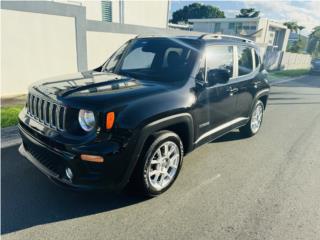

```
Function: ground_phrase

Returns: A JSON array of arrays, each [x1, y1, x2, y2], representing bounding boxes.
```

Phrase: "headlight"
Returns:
[[78, 109, 95, 132]]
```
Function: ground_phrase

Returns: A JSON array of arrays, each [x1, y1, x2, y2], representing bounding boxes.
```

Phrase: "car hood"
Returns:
[[31, 71, 172, 110]]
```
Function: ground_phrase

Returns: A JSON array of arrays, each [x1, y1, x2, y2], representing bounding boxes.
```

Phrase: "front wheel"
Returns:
[[240, 100, 264, 137], [132, 131, 184, 197]]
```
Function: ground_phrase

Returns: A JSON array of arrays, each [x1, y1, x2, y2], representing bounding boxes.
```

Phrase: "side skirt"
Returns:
[[194, 117, 249, 148]]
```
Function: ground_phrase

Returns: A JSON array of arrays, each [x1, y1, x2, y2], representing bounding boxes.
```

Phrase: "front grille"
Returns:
[[27, 94, 66, 131]]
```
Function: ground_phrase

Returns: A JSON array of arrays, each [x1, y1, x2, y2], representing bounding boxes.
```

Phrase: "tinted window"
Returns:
[[238, 46, 253, 76], [115, 38, 200, 82], [206, 45, 234, 78]]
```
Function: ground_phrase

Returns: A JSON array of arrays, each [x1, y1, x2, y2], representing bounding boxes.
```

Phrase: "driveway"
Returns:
[[2, 74, 320, 240]]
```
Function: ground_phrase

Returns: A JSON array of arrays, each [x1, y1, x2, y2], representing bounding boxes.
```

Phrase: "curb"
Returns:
[[1, 125, 21, 149]]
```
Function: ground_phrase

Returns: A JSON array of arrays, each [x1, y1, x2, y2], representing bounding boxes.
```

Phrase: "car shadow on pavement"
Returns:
[[1, 145, 148, 234], [211, 130, 245, 143]]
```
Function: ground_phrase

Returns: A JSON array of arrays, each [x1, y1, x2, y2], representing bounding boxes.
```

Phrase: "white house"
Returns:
[[190, 17, 290, 56]]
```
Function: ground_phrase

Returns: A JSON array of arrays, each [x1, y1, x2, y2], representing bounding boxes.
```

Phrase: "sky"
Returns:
[[169, 0, 320, 35]]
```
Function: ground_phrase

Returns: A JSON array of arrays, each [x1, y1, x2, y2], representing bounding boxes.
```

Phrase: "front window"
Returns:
[[206, 45, 234, 78], [103, 38, 201, 83]]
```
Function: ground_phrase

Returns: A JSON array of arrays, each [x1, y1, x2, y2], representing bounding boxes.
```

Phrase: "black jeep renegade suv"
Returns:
[[18, 34, 270, 196]]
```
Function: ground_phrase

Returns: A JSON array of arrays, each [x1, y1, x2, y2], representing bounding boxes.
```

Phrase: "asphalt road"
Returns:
[[2, 75, 320, 240]]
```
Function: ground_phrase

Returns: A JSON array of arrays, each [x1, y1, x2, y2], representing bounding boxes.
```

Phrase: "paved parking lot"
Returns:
[[1, 75, 320, 240]]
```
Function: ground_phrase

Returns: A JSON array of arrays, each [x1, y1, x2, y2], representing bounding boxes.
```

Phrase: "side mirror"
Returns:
[[207, 69, 230, 86]]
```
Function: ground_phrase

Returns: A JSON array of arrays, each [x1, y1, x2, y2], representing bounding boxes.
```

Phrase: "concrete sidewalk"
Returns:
[[1, 126, 21, 148], [1, 94, 27, 107]]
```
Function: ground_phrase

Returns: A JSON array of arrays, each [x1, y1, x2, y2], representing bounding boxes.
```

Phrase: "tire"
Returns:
[[240, 100, 264, 137], [132, 130, 184, 197]]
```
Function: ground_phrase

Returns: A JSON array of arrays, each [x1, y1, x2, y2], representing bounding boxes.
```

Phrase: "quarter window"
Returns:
[[254, 50, 260, 68], [238, 46, 253, 76]]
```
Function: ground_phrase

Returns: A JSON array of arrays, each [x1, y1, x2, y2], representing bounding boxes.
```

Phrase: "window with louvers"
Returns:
[[102, 1, 112, 22]]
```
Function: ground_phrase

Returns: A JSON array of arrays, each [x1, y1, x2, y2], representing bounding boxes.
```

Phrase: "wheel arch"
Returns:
[[251, 88, 270, 113], [121, 113, 194, 187], [140, 113, 194, 155]]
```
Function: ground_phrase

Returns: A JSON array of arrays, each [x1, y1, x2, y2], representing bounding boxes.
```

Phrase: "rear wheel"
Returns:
[[240, 100, 264, 137], [132, 131, 183, 197]]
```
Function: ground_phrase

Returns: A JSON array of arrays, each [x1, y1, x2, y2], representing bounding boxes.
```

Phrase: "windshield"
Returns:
[[103, 38, 201, 83]]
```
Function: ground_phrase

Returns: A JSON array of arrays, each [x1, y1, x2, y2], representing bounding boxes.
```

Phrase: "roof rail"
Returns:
[[135, 34, 158, 39], [198, 34, 254, 44]]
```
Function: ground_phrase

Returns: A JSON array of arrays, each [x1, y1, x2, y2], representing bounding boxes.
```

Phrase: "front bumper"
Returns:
[[18, 120, 137, 191]]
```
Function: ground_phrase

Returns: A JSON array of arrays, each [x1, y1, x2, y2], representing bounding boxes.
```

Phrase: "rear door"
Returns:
[[232, 45, 257, 118]]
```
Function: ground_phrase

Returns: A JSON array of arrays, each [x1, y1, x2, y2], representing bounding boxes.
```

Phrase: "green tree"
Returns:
[[307, 26, 320, 58], [170, 3, 225, 24], [236, 8, 260, 18], [297, 25, 305, 40], [284, 21, 299, 33]]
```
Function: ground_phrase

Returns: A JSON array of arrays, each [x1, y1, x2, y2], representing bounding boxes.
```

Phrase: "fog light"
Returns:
[[80, 154, 104, 163], [65, 167, 73, 180]]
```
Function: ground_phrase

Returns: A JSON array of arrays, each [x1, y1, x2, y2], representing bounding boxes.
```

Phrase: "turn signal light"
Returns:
[[106, 112, 115, 129], [80, 154, 104, 163]]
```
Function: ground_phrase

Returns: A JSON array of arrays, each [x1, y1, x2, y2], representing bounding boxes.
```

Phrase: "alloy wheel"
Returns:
[[147, 141, 180, 191], [251, 104, 263, 133]]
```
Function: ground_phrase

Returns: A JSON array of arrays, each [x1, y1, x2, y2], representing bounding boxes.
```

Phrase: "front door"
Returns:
[[194, 45, 238, 145]]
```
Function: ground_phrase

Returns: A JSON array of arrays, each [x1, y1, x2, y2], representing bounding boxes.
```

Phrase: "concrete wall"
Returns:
[[122, 0, 169, 28], [280, 52, 312, 70], [1, 9, 78, 96], [80, 1, 102, 21]]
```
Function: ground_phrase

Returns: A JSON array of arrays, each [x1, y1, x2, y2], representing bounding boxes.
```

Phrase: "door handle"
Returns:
[[253, 81, 261, 88], [227, 87, 239, 95]]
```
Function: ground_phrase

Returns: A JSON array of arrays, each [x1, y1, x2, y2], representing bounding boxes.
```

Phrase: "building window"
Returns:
[[214, 23, 221, 33], [102, 1, 112, 22], [229, 23, 235, 29], [250, 26, 257, 30], [235, 23, 243, 33]]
